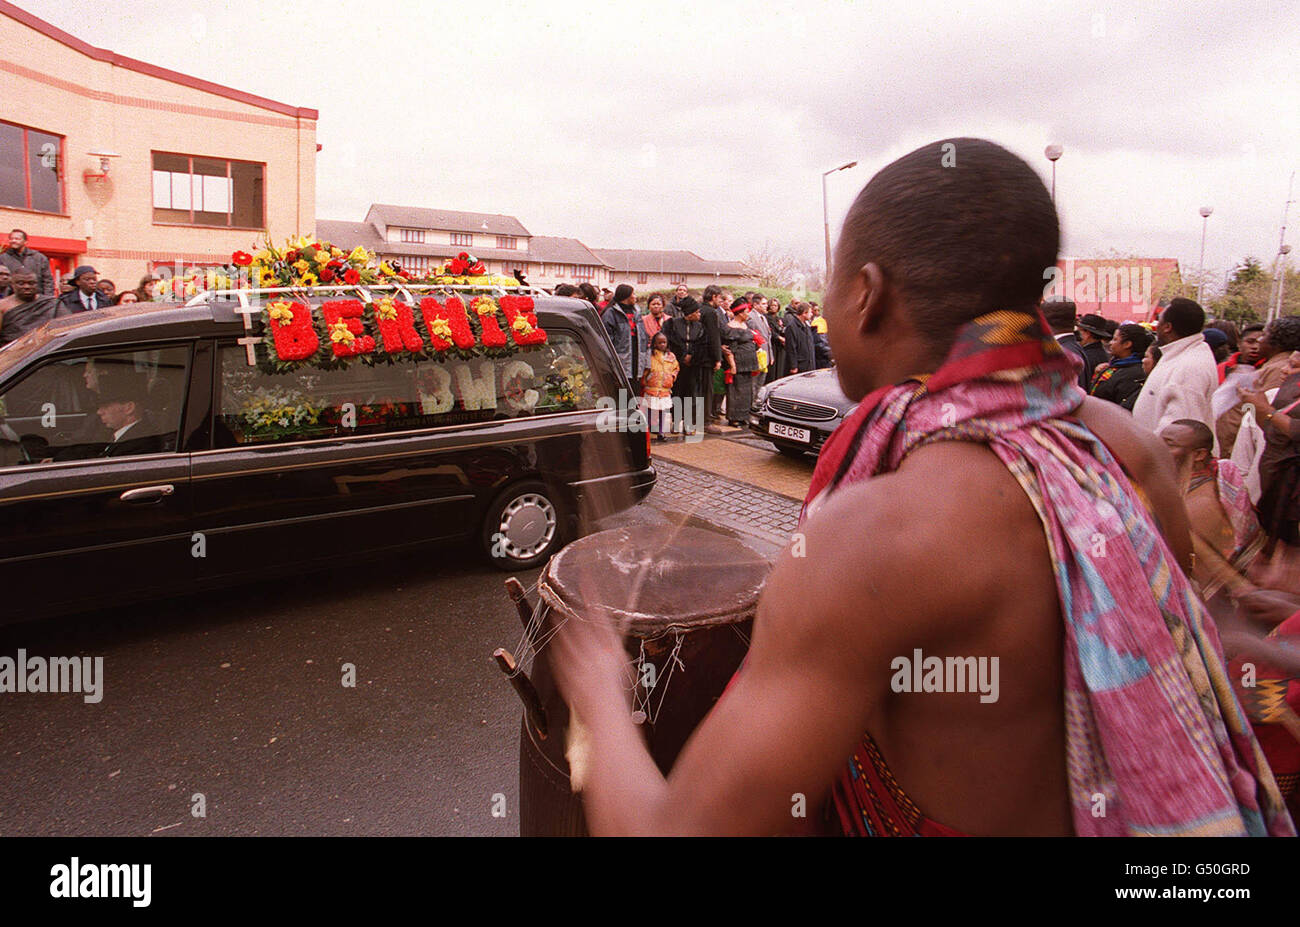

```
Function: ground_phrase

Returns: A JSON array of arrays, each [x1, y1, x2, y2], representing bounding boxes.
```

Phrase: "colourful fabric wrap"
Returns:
[[1215, 459, 1263, 557], [805, 309, 1294, 837], [1229, 610, 1300, 799]]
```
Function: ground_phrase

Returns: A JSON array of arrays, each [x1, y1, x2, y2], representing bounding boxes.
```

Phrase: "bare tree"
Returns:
[[742, 241, 800, 288]]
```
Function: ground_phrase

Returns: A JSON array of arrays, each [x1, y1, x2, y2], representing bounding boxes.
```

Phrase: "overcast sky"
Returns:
[[23, 0, 1300, 284]]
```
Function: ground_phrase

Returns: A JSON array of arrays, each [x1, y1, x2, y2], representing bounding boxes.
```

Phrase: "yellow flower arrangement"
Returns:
[[267, 301, 296, 326], [428, 317, 453, 340], [328, 319, 355, 346], [512, 316, 534, 335], [375, 297, 398, 321]]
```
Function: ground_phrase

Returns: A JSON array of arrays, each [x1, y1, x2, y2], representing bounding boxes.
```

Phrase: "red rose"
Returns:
[[286, 250, 300, 263], [457, 252, 469, 261], [319, 268, 335, 282], [343, 268, 360, 284], [312, 242, 323, 251], [468, 261, 486, 276], [448, 259, 468, 275], [231, 250, 253, 267]]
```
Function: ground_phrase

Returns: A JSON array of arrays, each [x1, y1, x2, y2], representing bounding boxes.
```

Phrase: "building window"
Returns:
[[669, 273, 686, 284], [400, 255, 430, 274], [0, 121, 64, 214], [450, 232, 473, 246], [151, 152, 264, 228], [637, 273, 648, 285], [496, 236, 518, 250], [572, 265, 595, 281], [399, 228, 426, 243]]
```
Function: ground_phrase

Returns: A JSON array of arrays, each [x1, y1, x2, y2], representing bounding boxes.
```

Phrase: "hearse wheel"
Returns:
[[482, 480, 566, 570]]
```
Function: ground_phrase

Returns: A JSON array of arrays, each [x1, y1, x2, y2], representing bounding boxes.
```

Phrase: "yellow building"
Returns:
[[0, 1, 316, 292]]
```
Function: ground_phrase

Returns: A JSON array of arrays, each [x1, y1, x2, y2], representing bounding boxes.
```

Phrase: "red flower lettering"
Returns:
[[320, 299, 376, 358], [470, 297, 508, 349], [418, 296, 477, 352], [499, 295, 548, 347], [373, 299, 424, 354], [266, 300, 319, 361]]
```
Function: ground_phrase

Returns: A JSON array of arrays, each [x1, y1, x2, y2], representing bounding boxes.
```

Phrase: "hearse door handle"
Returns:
[[119, 484, 175, 504]]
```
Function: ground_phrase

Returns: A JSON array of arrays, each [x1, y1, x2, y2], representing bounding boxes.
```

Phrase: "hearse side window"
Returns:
[[0, 346, 191, 468], [215, 331, 599, 447]]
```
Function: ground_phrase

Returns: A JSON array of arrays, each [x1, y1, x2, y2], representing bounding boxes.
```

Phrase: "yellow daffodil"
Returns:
[[268, 301, 295, 326], [329, 320, 355, 345]]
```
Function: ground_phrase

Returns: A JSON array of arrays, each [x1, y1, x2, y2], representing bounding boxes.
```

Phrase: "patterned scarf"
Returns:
[[805, 309, 1294, 836]]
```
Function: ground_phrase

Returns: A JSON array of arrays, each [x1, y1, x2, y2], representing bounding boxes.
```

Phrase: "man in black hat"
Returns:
[[95, 371, 163, 457], [1075, 312, 1111, 389], [58, 265, 105, 314]]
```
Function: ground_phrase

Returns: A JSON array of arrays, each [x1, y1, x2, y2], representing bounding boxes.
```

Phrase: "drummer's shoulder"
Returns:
[[770, 445, 1026, 648]]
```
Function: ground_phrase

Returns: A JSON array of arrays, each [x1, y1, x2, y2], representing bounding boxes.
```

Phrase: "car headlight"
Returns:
[[756, 384, 774, 408]]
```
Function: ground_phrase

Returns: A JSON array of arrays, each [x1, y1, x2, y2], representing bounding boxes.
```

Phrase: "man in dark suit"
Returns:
[[95, 372, 164, 457], [1041, 300, 1089, 390], [1076, 313, 1112, 389], [58, 265, 106, 314]]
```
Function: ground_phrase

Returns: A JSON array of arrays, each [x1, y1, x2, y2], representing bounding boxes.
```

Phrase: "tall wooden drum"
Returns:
[[512, 525, 769, 837]]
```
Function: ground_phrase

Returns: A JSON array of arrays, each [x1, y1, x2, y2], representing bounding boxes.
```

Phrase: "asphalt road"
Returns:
[[0, 483, 784, 837]]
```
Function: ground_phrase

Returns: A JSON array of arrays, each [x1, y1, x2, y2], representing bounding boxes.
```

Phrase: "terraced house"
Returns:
[[318, 205, 748, 292]]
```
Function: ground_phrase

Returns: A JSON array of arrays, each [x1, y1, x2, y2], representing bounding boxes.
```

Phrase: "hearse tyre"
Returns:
[[481, 479, 567, 570]]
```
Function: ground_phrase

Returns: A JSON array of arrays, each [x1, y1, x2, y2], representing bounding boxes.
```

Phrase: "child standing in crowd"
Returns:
[[641, 332, 679, 441]]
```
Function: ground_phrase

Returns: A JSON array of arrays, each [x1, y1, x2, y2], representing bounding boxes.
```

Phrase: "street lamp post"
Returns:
[[1044, 144, 1063, 203], [822, 160, 858, 279], [1276, 244, 1293, 322], [1198, 206, 1214, 304]]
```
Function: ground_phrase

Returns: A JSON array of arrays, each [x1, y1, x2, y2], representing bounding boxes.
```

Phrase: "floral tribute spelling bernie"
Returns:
[[262, 294, 547, 369]]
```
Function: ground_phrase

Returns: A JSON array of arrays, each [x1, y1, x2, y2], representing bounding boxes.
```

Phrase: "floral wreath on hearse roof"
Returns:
[[150, 237, 545, 372]]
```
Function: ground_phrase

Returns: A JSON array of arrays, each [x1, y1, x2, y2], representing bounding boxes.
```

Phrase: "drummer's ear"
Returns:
[[854, 262, 889, 336]]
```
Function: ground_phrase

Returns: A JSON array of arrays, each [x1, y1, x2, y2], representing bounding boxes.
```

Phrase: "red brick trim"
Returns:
[[86, 248, 229, 263], [0, 0, 317, 120], [0, 59, 311, 129]]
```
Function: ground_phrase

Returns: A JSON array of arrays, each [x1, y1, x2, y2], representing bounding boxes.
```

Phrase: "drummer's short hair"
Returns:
[[837, 138, 1059, 353], [1170, 419, 1214, 452]]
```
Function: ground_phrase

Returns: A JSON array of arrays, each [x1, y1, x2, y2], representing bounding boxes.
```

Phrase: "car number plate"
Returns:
[[769, 422, 810, 443]]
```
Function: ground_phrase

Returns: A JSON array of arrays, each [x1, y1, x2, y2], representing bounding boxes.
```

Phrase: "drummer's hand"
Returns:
[[547, 611, 632, 716]]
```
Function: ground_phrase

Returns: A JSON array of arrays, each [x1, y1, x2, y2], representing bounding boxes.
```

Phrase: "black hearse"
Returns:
[[0, 287, 654, 621]]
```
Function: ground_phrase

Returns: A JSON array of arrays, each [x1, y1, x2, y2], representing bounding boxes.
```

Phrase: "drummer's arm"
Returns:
[[554, 478, 937, 836]]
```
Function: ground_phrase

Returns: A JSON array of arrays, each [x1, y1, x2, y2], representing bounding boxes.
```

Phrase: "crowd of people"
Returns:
[[562, 280, 833, 437], [0, 230, 156, 347]]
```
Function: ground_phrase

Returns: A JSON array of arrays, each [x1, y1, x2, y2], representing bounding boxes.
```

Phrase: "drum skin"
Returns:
[[518, 526, 769, 836]]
